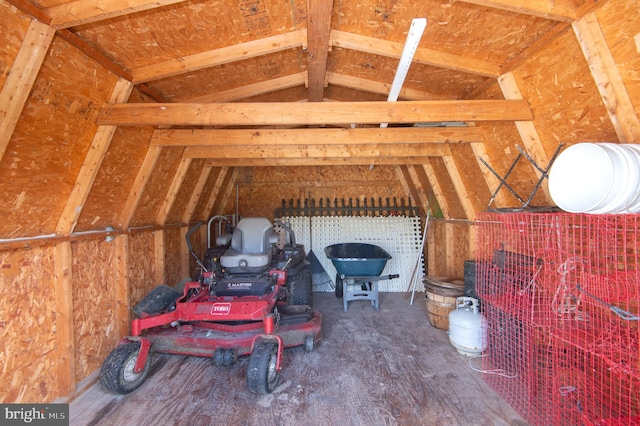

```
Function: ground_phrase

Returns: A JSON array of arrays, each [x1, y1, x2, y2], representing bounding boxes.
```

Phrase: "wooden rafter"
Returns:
[[186, 73, 307, 103], [182, 166, 213, 223], [56, 78, 134, 235], [98, 100, 532, 126], [203, 167, 230, 220], [326, 72, 451, 100], [422, 161, 451, 219], [131, 30, 306, 83], [306, 0, 333, 101], [118, 146, 163, 228], [573, 13, 640, 143], [0, 20, 55, 162], [442, 155, 476, 221], [454, 0, 579, 22], [470, 141, 509, 208], [44, 0, 189, 29], [151, 127, 484, 147], [330, 30, 503, 78], [157, 158, 192, 225]]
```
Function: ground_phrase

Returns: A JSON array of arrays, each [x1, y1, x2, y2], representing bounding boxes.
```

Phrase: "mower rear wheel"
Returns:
[[335, 274, 344, 298], [100, 342, 151, 394], [286, 268, 313, 307], [133, 285, 182, 318], [247, 339, 280, 394]]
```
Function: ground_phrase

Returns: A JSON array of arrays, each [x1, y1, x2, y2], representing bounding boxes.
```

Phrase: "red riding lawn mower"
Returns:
[[100, 217, 322, 395]]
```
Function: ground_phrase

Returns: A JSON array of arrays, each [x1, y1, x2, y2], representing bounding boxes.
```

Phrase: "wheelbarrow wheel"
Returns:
[[335, 274, 343, 298], [247, 339, 280, 394], [100, 342, 152, 394]]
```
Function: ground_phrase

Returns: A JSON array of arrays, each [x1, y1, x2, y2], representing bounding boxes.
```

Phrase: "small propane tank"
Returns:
[[448, 297, 487, 356]]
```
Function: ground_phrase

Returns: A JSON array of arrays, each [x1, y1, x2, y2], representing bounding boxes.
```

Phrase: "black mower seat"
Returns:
[[220, 218, 278, 273]]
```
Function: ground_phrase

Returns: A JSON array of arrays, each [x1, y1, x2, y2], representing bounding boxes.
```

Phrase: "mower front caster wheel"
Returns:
[[247, 340, 280, 394], [100, 342, 152, 394]]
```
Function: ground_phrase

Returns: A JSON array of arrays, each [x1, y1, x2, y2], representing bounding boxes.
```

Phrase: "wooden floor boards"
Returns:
[[70, 292, 528, 426]]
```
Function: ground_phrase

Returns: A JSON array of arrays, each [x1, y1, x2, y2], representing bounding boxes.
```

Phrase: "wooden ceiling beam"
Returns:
[[203, 157, 442, 167], [330, 30, 503, 78], [44, 0, 189, 29], [151, 127, 484, 147], [131, 30, 305, 83], [99, 100, 532, 126], [184, 143, 452, 159], [306, 0, 333, 101]]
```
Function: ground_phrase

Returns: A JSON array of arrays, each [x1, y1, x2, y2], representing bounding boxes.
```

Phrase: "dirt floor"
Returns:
[[70, 292, 528, 426]]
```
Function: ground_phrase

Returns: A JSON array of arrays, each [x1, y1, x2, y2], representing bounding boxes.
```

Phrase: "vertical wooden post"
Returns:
[[114, 235, 130, 339], [53, 241, 74, 396], [154, 230, 165, 285]]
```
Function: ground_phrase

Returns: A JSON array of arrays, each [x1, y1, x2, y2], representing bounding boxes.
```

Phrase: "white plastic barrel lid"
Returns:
[[548, 143, 615, 213]]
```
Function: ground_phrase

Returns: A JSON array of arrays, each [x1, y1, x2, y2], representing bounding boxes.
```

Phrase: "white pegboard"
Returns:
[[278, 216, 425, 292]]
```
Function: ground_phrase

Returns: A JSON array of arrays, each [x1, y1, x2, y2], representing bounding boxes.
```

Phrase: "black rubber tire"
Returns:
[[286, 268, 313, 307], [247, 340, 280, 394], [223, 348, 237, 366], [335, 274, 343, 298], [304, 334, 315, 352], [213, 349, 224, 366], [100, 342, 152, 394], [133, 285, 182, 318]]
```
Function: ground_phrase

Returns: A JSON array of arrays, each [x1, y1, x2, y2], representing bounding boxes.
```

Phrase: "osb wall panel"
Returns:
[[0, 36, 118, 238], [228, 165, 408, 220], [0, 2, 31, 89], [130, 147, 184, 227], [74, 0, 307, 69], [71, 239, 117, 382], [596, 0, 640, 114], [166, 159, 207, 224], [163, 227, 185, 287], [426, 219, 471, 279], [76, 89, 155, 232], [0, 247, 57, 403], [513, 28, 618, 149], [128, 232, 156, 308]]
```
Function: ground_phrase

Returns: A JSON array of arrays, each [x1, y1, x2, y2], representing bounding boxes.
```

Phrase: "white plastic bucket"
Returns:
[[549, 143, 640, 214]]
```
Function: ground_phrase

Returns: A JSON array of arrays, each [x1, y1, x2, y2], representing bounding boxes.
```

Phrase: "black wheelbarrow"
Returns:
[[324, 243, 399, 312]]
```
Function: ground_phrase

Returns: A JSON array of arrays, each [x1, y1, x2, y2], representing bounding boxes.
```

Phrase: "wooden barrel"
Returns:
[[424, 276, 465, 330]]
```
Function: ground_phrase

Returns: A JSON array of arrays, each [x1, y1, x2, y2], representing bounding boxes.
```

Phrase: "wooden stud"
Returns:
[[404, 165, 431, 216], [157, 158, 192, 225], [202, 167, 230, 220], [0, 19, 55, 162], [56, 78, 134, 235], [53, 241, 74, 396], [98, 100, 533, 126], [573, 14, 640, 143], [114, 234, 130, 339], [497, 72, 552, 202], [442, 155, 476, 221], [212, 168, 238, 217], [154, 230, 165, 285], [118, 146, 163, 229]]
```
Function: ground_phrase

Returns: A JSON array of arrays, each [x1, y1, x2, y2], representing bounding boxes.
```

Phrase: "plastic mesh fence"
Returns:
[[476, 212, 640, 426]]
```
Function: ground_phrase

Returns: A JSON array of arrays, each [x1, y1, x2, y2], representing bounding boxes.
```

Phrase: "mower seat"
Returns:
[[220, 218, 278, 273]]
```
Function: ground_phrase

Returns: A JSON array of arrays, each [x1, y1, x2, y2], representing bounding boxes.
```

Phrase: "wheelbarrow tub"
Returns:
[[324, 243, 391, 277]]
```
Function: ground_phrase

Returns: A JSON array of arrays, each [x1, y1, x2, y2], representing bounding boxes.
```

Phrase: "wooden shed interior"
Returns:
[[1, 0, 640, 419]]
